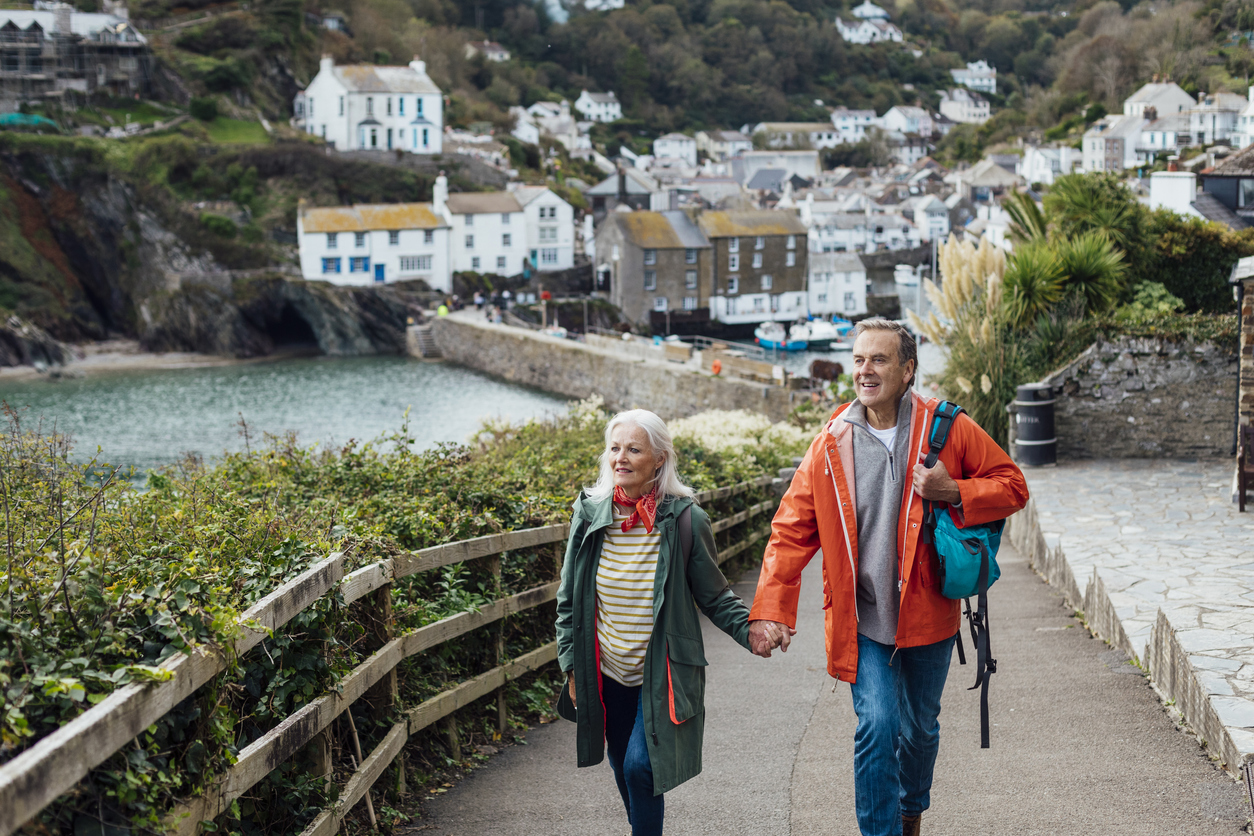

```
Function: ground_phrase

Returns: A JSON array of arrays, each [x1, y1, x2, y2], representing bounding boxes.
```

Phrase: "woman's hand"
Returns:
[[567, 672, 577, 708]]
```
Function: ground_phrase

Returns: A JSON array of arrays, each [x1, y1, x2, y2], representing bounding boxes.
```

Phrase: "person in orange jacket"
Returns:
[[748, 318, 1028, 836]]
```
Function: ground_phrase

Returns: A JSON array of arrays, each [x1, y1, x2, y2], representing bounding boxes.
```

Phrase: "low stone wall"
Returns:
[[430, 316, 798, 421], [1039, 336, 1237, 459]]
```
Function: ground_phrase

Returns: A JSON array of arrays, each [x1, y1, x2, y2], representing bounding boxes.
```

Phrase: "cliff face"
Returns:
[[0, 142, 427, 365]]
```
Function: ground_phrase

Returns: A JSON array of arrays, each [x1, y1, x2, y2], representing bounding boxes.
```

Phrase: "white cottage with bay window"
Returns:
[[297, 200, 451, 290], [296, 55, 443, 153]]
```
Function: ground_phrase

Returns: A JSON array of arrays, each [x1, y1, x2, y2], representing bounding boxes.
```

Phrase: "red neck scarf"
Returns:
[[613, 484, 659, 533]]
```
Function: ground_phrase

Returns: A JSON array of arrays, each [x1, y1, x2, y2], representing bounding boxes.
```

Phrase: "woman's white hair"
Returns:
[[585, 409, 695, 502]]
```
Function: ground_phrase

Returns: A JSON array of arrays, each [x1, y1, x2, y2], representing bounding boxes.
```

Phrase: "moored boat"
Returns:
[[754, 322, 807, 351]]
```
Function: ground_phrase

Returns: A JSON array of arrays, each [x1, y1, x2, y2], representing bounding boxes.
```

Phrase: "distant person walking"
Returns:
[[555, 410, 770, 836], [748, 319, 1028, 836]]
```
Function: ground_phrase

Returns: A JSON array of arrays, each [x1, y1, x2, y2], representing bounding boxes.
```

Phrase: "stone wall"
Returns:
[[1039, 336, 1237, 459], [1239, 278, 1253, 429], [430, 316, 799, 421]]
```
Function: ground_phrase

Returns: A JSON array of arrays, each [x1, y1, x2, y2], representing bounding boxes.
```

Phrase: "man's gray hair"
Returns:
[[853, 318, 917, 381]]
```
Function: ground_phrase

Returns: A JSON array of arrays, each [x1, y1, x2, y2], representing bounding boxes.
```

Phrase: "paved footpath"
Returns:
[[415, 539, 1247, 835]]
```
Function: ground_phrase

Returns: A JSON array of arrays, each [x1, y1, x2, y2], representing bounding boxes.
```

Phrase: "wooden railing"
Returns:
[[0, 471, 793, 836]]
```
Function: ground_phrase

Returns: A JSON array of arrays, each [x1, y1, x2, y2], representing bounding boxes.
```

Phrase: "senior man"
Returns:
[[748, 318, 1027, 836]]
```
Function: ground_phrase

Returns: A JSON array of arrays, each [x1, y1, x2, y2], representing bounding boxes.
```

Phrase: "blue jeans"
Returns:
[[602, 674, 664, 836], [849, 632, 957, 836]]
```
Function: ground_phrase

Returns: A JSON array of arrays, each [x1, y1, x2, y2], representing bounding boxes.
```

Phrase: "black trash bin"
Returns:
[[1014, 383, 1056, 466]]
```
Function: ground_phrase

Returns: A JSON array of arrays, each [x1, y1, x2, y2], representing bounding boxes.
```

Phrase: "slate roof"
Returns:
[[334, 64, 441, 94], [614, 211, 710, 249], [445, 192, 522, 214], [1191, 193, 1248, 230], [585, 168, 660, 195], [1210, 143, 1254, 175], [746, 168, 787, 191], [698, 210, 807, 237], [510, 185, 551, 207], [301, 203, 446, 233]]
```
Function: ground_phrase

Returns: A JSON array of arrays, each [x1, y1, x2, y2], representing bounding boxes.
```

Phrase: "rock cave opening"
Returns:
[[270, 305, 320, 353]]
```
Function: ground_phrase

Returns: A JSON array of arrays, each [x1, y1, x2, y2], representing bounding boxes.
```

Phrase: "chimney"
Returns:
[[54, 2, 70, 34], [560, 99, 570, 119], [1167, 157, 1178, 172], [320, 54, 334, 75], [669, 189, 679, 210], [617, 165, 627, 203], [1145, 106, 1157, 122], [409, 57, 426, 74], [433, 171, 448, 218]]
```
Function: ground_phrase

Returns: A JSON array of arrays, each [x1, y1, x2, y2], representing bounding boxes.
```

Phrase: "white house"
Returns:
[[509, 106, 540, 145], [297, 200, 452, 291], [851, 0, 890, 19], [750, 122, 843, 149], [950, 60, 996, 95], [938, 88, 989, 125], [520, 100, 591, 153], [1123, 81, 1194, 118], [442, 184, 527, 275], [869, 214, 921, 250], [830, 107, 877, 143], [296, 55, 443, 153], [1233, 87, 1254, 149], [807, 251, 867, 316], [884, 130, 930, 165], [1019, 145, 1078, 186], [880, 106, 935, 137], [695, 129, 753, 160], [836, 17, 903, 44], [1137, 112, 1189, 162], [653, 132, 697, 166], [464, 40, 510, 62], [1083, 114, 1144, 172], [808, 213, 870, 253], [574, 89, 622, 123], [1188, 91, 1247, 146], [902, 194, 949, 241], [509, 184, 576, 271]]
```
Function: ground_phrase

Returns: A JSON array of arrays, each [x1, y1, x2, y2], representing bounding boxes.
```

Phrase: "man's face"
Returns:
[[852, 330, 914, 414]]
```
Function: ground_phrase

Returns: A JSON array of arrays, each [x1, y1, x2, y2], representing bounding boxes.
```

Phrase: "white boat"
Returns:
[[754, 322, 807, 352], [790, 319, 839, 350], [894, 264, 920, 286]]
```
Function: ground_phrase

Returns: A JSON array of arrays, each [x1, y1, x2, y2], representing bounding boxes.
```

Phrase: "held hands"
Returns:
[[748, 620, 796, 658], [912, 460, 962, 505]]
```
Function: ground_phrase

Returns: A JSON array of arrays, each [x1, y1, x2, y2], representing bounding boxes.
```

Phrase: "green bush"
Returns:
[[199, 212, 237, 237], [189, 96, 218, 122]]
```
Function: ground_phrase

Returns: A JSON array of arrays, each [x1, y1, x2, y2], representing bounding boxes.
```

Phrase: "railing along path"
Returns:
[[0, 471, 794, 836]]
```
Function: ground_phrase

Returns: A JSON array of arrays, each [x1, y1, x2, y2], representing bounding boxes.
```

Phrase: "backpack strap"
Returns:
[[920, 401, 965, 546], [961, 539, 997, 749]]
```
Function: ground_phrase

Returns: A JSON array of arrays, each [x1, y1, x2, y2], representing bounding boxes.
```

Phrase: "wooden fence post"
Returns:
[[488, 553, 506, 736]]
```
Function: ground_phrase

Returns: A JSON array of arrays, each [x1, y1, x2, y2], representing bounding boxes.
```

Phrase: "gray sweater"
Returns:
[[842, 394, 914, 645]]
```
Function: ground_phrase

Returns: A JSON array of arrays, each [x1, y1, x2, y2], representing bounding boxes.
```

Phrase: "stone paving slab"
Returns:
[[1007, 459, 1254, 776]]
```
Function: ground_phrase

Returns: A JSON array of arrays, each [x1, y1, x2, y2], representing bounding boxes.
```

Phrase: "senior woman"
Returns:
[[555, 409, 769, 836]]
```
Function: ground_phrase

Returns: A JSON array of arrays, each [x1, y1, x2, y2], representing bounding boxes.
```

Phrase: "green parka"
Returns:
[[555, 492, 752, 796]]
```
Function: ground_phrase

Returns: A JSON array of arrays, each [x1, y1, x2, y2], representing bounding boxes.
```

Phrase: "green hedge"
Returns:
[[1, 398, 806, 835]]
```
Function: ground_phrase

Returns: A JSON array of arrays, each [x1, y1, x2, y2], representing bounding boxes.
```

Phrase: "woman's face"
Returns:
[[609, 422, 664, 500]]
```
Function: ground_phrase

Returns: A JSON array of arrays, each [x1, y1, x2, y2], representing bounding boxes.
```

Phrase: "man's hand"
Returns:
[[749, 619, 796, 658], [912, 460, 961, 505], [567, 672, 576, 709]]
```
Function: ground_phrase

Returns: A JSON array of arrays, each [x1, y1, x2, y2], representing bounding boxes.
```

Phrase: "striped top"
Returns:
[[596, 505, 662, 687]]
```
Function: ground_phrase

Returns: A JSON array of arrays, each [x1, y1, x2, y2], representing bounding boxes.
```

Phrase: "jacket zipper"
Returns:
[[824, 446, 859, 623]]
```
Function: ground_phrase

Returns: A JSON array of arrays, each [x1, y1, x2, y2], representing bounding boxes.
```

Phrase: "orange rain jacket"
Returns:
[[748, 391, 1029, 683]]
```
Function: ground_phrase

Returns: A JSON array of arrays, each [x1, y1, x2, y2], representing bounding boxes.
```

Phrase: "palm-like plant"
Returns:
[[1042, 173, 1142, 250], [1003, 240, 1065, 329], [1055, 231, 1128, 312], [1004, 190, 1048, 244]]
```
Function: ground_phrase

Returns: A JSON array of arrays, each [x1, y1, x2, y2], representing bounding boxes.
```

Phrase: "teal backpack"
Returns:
[[920, 400, 1002, 749]]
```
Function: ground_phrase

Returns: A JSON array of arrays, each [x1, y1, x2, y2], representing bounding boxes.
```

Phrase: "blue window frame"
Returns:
[[350, 257, 370, 272], [321, 257, 341, 274]]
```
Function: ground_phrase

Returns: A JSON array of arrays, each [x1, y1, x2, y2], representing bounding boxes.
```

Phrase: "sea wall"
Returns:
[[1036, 336, 1237, 459], [429, 316, 799, 421]]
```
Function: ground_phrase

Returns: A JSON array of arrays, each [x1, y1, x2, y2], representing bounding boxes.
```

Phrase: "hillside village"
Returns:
[[5, 0, 1254, 338]]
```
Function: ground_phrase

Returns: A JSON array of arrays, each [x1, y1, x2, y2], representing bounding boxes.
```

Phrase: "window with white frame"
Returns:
[[502, 233, 511, 247], [685, 248, 697, 264], [752, 252, 763, 269], [501, 213, 511, 225], [844, 292, 856, 310], [388, 230, 399, 245], [399, 255, 432, 271], [355, 232, 366, 247], [786, 235, 796, 249], [338, 96, 344, 116], [539, 227, 557, 241], [472, 256, 481, 270], [424, 230, 434, 244], [466, 214, 474, 227], [727, 276, 739, 294], [653, 297, 668, 311], [728, 237, 739, 253], [644, 270, 656, 290], [322, 257, 341, 274], [541, 248, 559, 264], [682, 296, 698, 310], [366, 97, 373, 116], [755, 236, 765, 249], [497, 256, 506, 270], [685, 270, 697, 289], [644, 249, 657, 265], [399, 98, 405, 116], [465, 235, 474, 248], [817, 293, 827, 302], [386, 98, 392, 116], [350, 257, 369, 272], [729, 253, 739, 271], [761, 274, 773, 290], [326, 232, 338, 249], [786, 251, 795, 267]]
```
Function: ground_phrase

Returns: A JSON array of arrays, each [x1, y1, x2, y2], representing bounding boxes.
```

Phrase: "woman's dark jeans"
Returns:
[[602, 673, 664, 836]]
